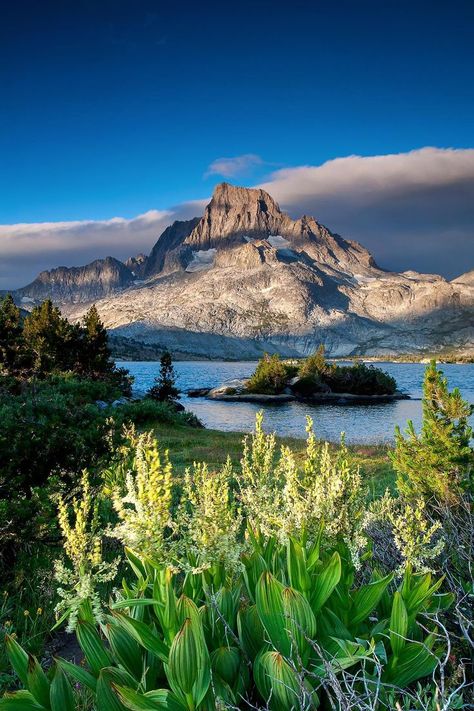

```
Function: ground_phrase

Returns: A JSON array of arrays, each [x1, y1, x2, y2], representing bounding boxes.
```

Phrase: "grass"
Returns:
[[151, 421, 396, 499]]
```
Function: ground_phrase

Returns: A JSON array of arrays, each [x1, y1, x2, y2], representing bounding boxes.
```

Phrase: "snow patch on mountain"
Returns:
[[185, 248, 217, 273]]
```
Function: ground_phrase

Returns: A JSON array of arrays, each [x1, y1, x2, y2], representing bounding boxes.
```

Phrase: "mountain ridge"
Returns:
[[12, 183, 474, 358]]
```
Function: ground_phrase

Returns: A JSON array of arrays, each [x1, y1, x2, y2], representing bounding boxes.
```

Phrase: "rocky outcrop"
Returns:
[[16, 183, 474, 358], [144, 218, 199, 277], [452, 270, 474, 285], [18, 256, 135, 303], [124, 253, 148, 277]]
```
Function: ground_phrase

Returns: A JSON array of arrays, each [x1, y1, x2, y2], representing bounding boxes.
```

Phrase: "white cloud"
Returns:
[[205, 153, 264, 178], [258, 147, 474, 277]]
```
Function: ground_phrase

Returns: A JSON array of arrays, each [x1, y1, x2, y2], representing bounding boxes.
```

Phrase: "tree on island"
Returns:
[[147, 350, 180, 404]]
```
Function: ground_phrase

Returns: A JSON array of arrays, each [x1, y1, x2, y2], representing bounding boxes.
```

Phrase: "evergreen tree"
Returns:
[[147, 350, 179, 403], [299, 344, 329, 377], [23, 299, 73, 374], [392, 360, 473, 505], [81, 305, 112, 376], [0, 295, 23, 374]]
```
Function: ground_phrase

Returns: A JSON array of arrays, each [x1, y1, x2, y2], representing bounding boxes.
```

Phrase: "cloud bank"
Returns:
[[259, 147, 474, 277], [1, 148, 473, 290], [0, 201, 205, 290]]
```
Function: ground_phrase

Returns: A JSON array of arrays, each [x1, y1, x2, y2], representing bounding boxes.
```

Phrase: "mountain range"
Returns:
[[12, 183, 474, 359]]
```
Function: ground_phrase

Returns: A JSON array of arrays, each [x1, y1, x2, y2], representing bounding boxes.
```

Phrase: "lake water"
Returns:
[[122, 361, 474, 444]]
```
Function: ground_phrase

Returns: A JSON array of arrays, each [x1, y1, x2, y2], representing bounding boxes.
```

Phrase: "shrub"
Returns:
[[246, 353, 290, 394], [290, 372, 326, 395], [326, 361, 397, 395]]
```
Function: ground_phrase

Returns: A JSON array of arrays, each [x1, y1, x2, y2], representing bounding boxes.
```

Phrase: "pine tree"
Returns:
[[0, 295, 23, 374], [392, 360, 473, 505], [23, 299, 73, 374], [81, 305, 112, 376], [147, 350, 179, 404]]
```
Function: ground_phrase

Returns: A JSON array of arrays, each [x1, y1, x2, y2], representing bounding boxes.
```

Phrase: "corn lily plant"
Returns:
[[1, 540, 452, 711]]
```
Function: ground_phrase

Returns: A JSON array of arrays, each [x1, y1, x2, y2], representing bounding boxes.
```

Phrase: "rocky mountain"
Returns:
[[18, 256, 136, 304], [16, 183, 474, 358], [452, 270, 474, 285]]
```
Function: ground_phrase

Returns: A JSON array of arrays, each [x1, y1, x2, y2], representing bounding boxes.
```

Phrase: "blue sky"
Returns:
[[1, 0, 473, 286]]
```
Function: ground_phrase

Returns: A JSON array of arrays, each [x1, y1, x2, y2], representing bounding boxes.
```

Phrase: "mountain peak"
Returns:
[[184, 183, 285, 250]]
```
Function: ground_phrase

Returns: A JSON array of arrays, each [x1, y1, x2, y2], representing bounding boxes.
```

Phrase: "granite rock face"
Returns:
[[18, 256, 135, 303], [16, 183, 474, 358]]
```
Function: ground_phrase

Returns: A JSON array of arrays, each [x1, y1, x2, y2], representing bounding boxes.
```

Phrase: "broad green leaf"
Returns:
[[5, 635, 29, 687], [105, 623, 143, 681], [282, 585, 317, 663], [153, 568, 178, 644], [96, 668, 137, 711], [115, 686, 186, 710], [385, 636, 438, 687], [56, 658, 97, 692], [111, 598, 164, 610], [306, 524, 324, 572], [426, 592, 455, 613], [317, 608, 352, 644], [96, 669, 129, 711], [237, 605, 265, 661], [255, 572, 288, 656], [390, 591, 408, 658], [76, 620, 111, 676], [50, 665, 74, 711], [175, 596, 201, 629], [167, 618, 210, 707], [242, 551, 267, 603], [254, 650, 319, 710], [0, 690, 46, 710], [350, 572, 393, 627], [124, 548, 147, 580], [112, 613, 169, 663], [287, 538, 311, 594], [26, 655, 50, 709], [310, 552, 341, 614], [211, 647, 241, 687]]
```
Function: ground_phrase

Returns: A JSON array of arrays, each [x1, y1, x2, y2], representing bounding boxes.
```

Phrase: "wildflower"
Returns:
[[23, 610, 29, 617], [367, 491, 445, 573], [177, 458, 244, 577], [283, 421, 366, 561], [36, 608, 43, 616], [54, 471, 119, 631], [110, 431, 174, 563], [237, 411, 285, 539]]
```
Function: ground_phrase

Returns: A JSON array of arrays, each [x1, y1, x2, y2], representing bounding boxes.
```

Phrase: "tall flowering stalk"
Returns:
[[237, 411, 286, 541], [368, 492, 444, 573], [283, 420, 366, 561], [177, 458, 244, 579], [237, 414, 366, 562], [54, 471, 118, 631], [110, 431, 174, 563]]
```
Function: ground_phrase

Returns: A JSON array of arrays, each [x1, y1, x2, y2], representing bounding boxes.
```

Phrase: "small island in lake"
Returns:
[[188, 346, 410, 405]]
